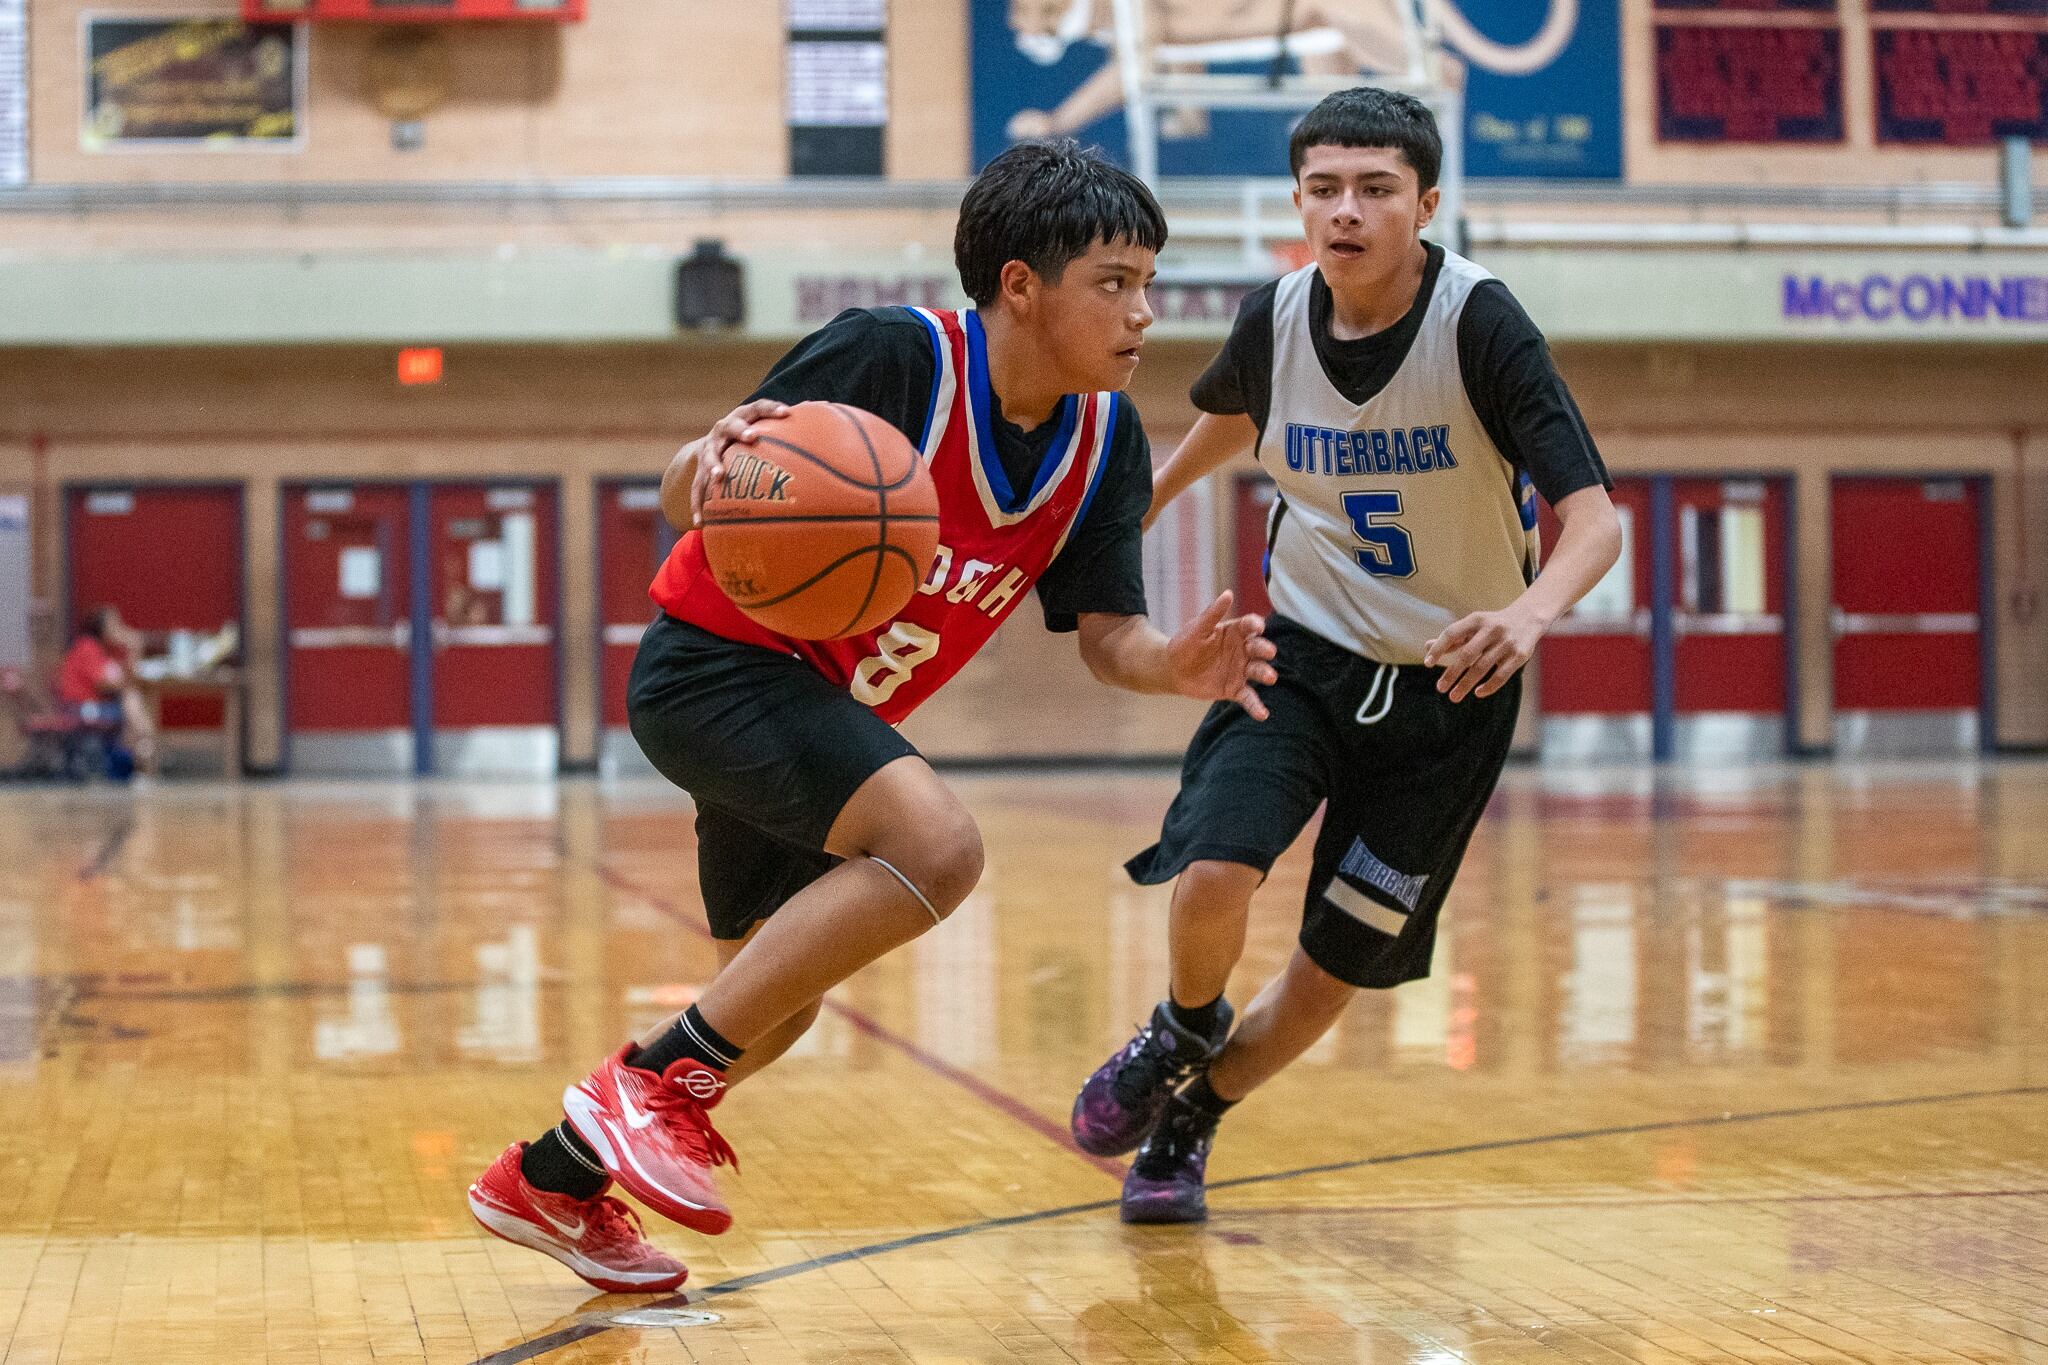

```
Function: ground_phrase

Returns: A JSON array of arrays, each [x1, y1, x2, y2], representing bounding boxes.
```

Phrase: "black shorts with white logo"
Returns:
[[1125, 615, 1519, 989], [628, 613, 918, 940]]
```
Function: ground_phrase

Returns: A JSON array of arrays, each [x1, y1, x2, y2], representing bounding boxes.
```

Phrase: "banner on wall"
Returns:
[[1655, 0, 1835, 10], [0, 495, 27, 669], [1, 0, 24, 185], [969, 0, 1620, 180], [82, 17, 302, 150], [787, 0, 887, 177], [1874, 27, 2048, 143], [1655, 22, 1844, 142], [1872, 0, 2048, 12]]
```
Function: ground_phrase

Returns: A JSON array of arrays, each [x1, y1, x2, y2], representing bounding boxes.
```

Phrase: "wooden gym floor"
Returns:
[[1, 762, 2044, 1364]]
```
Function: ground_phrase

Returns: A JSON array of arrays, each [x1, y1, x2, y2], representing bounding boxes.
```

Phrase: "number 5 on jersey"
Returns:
[[851, 622, 941, 706], [1341, 490, 1416, 579]]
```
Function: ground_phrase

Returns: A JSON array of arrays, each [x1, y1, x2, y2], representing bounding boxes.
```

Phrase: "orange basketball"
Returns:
[[700, 402, 941, 640]]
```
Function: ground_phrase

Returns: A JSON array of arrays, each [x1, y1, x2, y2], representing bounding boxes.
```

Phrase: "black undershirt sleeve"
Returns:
[[1190, 282, 1278, 439], [744, 308, 937, 444], [1034, 400, 1153, 631], [1456, 281, 1611, 506]]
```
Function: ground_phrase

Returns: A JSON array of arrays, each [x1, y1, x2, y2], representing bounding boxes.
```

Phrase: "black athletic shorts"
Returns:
[[1126, 615, 1519, 989], [627, 613, 918, 939]]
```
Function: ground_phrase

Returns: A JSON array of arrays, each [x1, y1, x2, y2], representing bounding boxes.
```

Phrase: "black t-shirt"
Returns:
[[746, 307, 1151, 631], [1191, 245, 1610, 508]]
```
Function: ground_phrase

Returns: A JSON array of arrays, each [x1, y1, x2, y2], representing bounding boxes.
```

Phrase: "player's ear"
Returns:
[[1415, 185, 1441, 233], [996, 258, 1039, 312]]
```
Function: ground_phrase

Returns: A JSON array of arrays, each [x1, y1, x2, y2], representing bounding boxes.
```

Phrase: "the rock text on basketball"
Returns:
[[719, 452, 793, 503]]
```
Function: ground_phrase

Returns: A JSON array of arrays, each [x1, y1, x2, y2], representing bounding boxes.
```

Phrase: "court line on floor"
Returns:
[[594, 866, 1126, 1181], [1218, 1185, 2048, 1219], [467, 1075, 2046, 1363], [68, 977, 503, 1003]]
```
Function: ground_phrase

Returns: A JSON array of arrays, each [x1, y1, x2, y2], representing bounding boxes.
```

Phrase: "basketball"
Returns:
[[699, 401, 941, 640]]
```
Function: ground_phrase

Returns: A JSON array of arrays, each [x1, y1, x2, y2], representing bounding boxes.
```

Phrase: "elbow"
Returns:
[[1596, 508, 1625, 573], [1078, 641, 1119, 687], [659, 468, 694, 531], [1076, 618, 1141, 688]]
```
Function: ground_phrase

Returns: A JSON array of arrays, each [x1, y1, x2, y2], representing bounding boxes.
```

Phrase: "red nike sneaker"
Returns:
[[562, 1045, 737, 1235], [466, 1143, 688, 1294]]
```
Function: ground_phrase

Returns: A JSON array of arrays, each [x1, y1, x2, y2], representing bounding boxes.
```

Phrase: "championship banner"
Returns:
[[1874, 26, 2048, 142], [1461, 0, 1622, 178], [1872, 0, 2048, 13], [969, 0, 1621, 180], [1656, 22, 1844, 142], [1654, 0, 1835, 10], [82, 16, 302, 150], [0, 0, 24, 185], [787, 0, 886, 177]]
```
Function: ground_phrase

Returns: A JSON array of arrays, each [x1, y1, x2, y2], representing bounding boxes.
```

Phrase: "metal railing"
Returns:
[[1, 174, 2039, 218]]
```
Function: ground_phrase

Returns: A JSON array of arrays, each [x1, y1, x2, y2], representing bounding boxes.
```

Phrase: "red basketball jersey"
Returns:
[[648, 307, 1121, 723]]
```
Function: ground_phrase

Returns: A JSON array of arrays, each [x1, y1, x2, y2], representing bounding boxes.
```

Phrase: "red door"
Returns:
[[1537, 478, 1653, 756], [66, 485, 241, 731], [1832, 477, 1982, 752], [1673, 478, 1789, 753], [597, 482, 673, 732], [428, 484, 560, 772], [283, 485, 412, 770]]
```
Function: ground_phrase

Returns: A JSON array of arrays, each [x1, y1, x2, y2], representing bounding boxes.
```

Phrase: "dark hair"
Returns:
[[1288, 86, 1442, 192], [79, 605, 114, 640], [955, 140, 1168, 307]]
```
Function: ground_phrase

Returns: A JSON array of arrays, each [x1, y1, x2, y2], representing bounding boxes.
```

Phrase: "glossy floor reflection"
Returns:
[[1, 764, 2045, 1363]]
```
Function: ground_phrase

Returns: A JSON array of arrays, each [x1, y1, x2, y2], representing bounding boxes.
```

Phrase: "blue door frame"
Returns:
[[1589, 472, 1800, 763], [278, 477, 563, 777]]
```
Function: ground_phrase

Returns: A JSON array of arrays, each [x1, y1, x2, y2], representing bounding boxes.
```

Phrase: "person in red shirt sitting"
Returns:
[[56, 606, 155, 773]]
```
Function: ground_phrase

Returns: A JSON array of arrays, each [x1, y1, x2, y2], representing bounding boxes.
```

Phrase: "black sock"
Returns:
[[520, 1123, 609, 1201], [1166, 993, 1224, 1040], [632, 1004, 744, 1077], [1178, 1073, 1238, 1123]]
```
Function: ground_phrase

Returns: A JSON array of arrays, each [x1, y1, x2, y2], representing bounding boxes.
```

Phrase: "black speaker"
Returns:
[[674, 239, 745, 330]]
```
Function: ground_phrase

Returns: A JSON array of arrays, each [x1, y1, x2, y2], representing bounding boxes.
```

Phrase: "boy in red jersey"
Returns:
[[467, 140, 1277, 1292]]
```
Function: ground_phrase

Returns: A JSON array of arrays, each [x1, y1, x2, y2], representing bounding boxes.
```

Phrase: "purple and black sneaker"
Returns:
[[1120, 1102, 1217, 1224], [1070, 998, 1232, 1156]]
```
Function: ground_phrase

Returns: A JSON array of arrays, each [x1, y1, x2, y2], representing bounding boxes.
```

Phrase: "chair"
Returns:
[[1, 667, 119, 780]]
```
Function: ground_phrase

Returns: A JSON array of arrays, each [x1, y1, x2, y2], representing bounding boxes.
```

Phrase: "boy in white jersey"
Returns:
[[1069, 88, 1624, 1221]]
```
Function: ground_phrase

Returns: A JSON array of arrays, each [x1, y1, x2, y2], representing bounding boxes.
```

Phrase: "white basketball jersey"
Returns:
[[1258, 253, 1538, 664]]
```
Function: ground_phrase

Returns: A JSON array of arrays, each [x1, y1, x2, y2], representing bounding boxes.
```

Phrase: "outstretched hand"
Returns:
[[1166, 591, 1278, 720]]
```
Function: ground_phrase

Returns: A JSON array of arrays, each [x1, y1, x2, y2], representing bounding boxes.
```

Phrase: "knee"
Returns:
[[876, 807, 984, 921], [1177, 859, 1262, 914]]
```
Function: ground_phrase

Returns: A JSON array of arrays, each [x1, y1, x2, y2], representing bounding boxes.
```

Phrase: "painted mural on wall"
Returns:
[[970, 0, 1622, 179]]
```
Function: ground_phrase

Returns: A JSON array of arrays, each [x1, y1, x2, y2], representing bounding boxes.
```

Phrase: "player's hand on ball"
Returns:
[[1424, 605, 1543, 703], [1168, 591, 1278, 721], [688, 399, 791, 526]]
